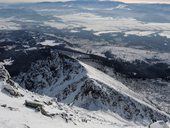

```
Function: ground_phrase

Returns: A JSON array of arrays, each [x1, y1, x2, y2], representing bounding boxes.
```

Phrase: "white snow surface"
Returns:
[[37, 40, 62, 46], [0, 79, 146, 128], [79, 61, 141, 99], [79, 61, 170, 116], [1, 58, 170, 128]]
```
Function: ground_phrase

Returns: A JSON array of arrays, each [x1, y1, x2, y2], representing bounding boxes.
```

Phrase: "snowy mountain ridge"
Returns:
[[0, 51, 170, 127], [0, 62, 131, 128], [12, 51, 170, 125]]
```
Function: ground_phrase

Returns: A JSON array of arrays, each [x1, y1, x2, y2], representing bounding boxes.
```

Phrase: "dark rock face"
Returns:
[[4, 48, 52, 76], [74, 79, 169, 123], [0, 63, 23, 97], [0, 64, 10, 81], [13, 50, 85, 91], [0, 30, 72, 76]]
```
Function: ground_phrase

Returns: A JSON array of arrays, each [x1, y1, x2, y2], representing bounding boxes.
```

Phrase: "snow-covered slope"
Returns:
[[12, 51, 170, 126], [0, 61, 154, 128]]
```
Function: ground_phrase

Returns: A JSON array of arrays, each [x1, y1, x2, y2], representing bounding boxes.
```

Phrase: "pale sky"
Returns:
[[0, 0, 170, 4]]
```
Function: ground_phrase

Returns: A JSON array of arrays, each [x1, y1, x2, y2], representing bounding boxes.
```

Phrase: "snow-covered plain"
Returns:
[[0, 18, 20, 30], [43, 12, 170, 38]]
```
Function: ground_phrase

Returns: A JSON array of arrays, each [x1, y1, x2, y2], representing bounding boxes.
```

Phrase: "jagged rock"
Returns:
[[40, 106, 56, 117], [43, 101, 53, 106], [82, 118, 88, 123], [24, 100, 55, 117], [0, 103, 19, 111], [24, 124, 31, 128], [60, 112, 70, 123], [0, 62, 23, 97], [7, 106, 19, 111], [3, 84, 23, 97], [25, 100, 44, 109], [6, 79, 18, 88], [149, 120, 169, 128], [0, 64, 10, 81], [1, 104, 7, 108]]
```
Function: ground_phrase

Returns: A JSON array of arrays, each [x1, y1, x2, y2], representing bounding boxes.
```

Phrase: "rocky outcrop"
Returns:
[[149, 120, 169, 128], [0, 62, 23, 97]]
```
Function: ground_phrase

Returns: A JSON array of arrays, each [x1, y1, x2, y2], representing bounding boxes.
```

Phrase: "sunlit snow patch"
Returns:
[[38, 40, 62, 46]]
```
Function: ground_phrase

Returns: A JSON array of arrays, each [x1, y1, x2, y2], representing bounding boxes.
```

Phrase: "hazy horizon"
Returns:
[[1, 0, 170, 4]]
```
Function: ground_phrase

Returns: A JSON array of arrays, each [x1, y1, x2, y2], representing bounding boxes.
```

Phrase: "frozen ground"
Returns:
[[43, 12, 170, 38]]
